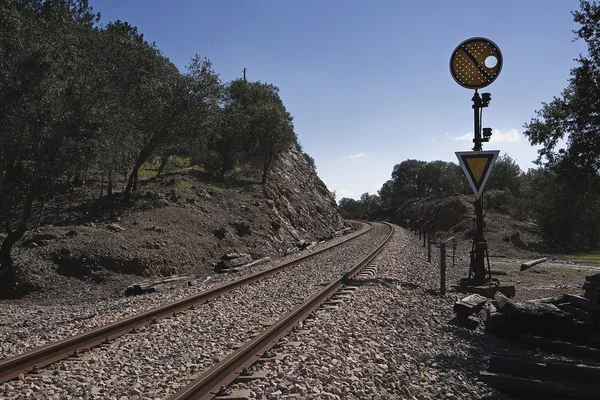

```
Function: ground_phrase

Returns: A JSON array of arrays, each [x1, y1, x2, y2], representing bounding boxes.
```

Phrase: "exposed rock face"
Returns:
[[12, 145, 345, 290], [264, 146, 344, 241]]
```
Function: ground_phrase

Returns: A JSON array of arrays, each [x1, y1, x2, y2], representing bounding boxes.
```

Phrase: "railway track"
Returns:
[[169, 222, 394, 400], [0, 221, 383, 387]]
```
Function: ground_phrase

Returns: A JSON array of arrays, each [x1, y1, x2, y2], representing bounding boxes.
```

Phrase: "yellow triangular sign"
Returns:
[[455, 150, 499, 198]]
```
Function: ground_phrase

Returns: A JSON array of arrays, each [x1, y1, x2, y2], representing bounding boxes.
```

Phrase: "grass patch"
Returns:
[[564, 253, 600, 263], [238, 195, 253, 202], [209, 184, 225, 193], [176, 180, 194, 191]]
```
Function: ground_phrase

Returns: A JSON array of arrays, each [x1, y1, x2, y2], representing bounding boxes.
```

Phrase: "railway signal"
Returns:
[[450, 37, 503, 286]]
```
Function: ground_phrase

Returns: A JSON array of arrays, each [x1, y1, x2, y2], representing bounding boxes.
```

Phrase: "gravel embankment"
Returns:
[[0, 223, 370, 359], [0, 223, 391, 399], [228, 225, 544, 400]]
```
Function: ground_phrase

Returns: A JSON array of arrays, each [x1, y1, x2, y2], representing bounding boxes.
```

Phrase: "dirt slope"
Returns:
[[392, 194, 542, 258], [7, 146, 345, 298]]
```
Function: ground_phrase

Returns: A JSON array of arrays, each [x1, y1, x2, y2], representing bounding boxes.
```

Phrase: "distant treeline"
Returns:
[[339, 155, 600, 251], [0, 0, 308, 273]]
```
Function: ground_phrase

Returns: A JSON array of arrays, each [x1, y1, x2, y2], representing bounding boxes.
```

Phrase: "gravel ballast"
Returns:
[[228, 225, 540, 400], [0, 224, 370, 359], [0, 223, 391, 399]]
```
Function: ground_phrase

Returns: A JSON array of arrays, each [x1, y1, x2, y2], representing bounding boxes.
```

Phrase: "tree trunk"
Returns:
[[125, 146, 152, 201], [261, 152, 273, 184], [107, 169, 113, 198], [100, 174, 104, 198], [0, 188, 35, 274], [157, 155, 169, 177], [133, 170, 138, 191], [0, 231, 20, 276]]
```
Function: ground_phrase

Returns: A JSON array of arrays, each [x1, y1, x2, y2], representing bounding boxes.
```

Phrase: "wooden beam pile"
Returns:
[[463, 273, 600, 348], [456, 274, 600, 398], [480, 354, 600, 399]]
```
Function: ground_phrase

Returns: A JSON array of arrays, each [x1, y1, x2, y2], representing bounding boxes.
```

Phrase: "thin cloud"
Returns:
[[432, 132, 451, 142], [490, 128, 521, 143], [349, 152, 366, 159], [454, 132, 472, 141], [454, 129, 521, 143]]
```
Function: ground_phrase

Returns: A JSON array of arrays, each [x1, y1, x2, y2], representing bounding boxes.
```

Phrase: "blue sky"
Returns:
[[90, 0, 587, 200]]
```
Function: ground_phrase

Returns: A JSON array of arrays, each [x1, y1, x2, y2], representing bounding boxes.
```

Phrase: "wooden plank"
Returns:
[[488, 354, 600, 383], [585, 273, 600, 282], [527, 295, 567, 305], [520, 257, 548, 271], [479, 371, 600, 399], [243, 257, 271, 268], [521, 334, 600, 361], [221, 255, 253, 268], [453, 294, 488, 317], [557, 303, 597, 322], [582, 281, 600, 291], [565, 295, 600, 313], [583, 290, 600, 303], [494, 291, 519, 317]]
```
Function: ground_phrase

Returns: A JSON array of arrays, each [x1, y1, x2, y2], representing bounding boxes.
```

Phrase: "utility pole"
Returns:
[[243, 68, 247, 81]]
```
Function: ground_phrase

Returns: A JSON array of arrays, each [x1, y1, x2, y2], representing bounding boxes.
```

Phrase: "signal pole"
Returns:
[[450, 37, 502, 287], [471, 90, 492, 285]]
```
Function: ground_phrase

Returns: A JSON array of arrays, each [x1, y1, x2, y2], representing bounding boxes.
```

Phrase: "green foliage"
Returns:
[[302, 151, 317, 170], [0, 1, 300, 273], [564, 253, 600, 262], [338, 192, 381, 219], [209, 184, 225, 193], [208, 79, 296, 182], [523, 1, 600, 173], [520, 0, 600, 250]]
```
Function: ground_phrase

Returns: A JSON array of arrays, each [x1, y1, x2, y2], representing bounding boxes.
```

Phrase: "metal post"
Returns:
[[423, 231, 426, 247], [440, 242, 446, 296], [470, 90, 487, 285], [472, 90, 482, 152], [472, 196, 486, 284], [427, 235, 431, 262]]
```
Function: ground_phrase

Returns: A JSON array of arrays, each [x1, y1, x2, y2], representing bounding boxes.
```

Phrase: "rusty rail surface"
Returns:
[[169, 222, 394, 400], [0, 222, 373, 383]]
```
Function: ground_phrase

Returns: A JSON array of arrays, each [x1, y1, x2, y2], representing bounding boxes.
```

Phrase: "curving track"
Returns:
[[0, 222, 392, 399]]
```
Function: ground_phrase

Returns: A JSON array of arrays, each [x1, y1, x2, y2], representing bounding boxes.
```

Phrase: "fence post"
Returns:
[[418, 227, 422, 240], [440, 242, 446, 296], [422, 230, 426, 247], [427, 235, 431, 262]]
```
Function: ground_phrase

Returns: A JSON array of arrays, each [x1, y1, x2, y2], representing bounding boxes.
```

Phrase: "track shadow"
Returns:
[[345, 277, 402, 286]]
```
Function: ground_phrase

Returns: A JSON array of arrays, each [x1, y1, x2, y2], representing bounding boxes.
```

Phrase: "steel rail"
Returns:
[[169, 222, 394, 400], [0, 222, 372, 383]]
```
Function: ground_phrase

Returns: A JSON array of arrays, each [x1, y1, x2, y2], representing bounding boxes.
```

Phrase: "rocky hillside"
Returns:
[[8, 146, 345, 297]]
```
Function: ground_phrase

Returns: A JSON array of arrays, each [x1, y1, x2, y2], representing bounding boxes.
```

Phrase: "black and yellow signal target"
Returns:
[[450, 37, 502, 89]]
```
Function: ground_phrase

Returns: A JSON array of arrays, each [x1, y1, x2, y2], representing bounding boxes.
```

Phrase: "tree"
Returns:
[[378, 180, 394, 209], [524, 0, 600, 173], [123, 55, 221, 200], [219, 80, 296, 183], [0, 0, 102, 275], [338, 197, 360, 219], [522, 1, 600, 250]]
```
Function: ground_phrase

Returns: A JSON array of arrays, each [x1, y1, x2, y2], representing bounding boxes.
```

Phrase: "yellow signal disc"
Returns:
[[450, 37, 502, 89]]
